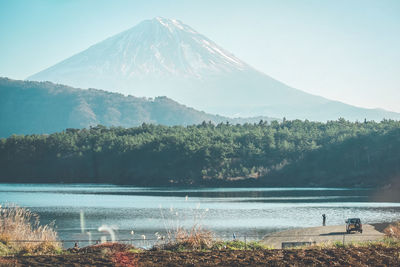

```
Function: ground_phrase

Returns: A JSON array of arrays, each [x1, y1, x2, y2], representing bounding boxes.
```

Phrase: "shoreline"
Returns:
[[261, 223, 391, 249]]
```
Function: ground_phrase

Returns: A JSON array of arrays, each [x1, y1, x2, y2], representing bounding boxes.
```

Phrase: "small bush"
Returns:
[[162, 225, 214, 251], [212, 240, 271, 250], [384, 222, 400, 239], [74, 242, 136, 254], [381, 237, 400, 247], [329, 241, 344, 248], [0, 204, 61, 255]]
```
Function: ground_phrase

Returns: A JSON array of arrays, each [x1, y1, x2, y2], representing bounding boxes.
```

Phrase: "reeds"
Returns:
[[0, 204, 61, 255]]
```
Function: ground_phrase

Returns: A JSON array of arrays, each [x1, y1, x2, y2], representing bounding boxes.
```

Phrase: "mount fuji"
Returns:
[[28, 17, 400, 121]]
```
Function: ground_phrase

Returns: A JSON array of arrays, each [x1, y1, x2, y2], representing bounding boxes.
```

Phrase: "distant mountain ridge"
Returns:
[[28, 17, 400, 121], [0, 78, 276, 137]]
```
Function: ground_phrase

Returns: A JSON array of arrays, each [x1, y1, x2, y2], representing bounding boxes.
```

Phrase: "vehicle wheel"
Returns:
[[360, 230, 363, 233]]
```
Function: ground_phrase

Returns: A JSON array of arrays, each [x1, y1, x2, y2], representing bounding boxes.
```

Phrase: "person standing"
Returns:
[[322, 214, 326, 226]]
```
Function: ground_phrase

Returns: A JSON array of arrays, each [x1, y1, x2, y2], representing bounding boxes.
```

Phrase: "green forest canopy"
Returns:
[[1, 119, 399, 187]]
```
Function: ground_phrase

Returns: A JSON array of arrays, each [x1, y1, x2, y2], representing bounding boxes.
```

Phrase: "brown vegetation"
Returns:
[[161, 225, 214, 251], [0, 204, 61, 255], [70, 242, 136, 255], [383, 221, 400, 239], [5, 245, 399, 266]]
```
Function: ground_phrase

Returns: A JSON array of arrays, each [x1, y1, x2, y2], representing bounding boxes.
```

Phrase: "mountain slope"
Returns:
[[0, 78, 275, 137], [28, 17, 400, 121]]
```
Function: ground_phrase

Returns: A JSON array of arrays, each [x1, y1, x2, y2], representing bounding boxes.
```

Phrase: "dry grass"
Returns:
[[384, 221, 400, 239], [0, 204, 61, 255], [174, 225, 214, 249], [159, 225, 214, 251]]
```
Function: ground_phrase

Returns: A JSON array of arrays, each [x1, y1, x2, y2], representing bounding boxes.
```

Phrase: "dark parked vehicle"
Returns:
[[346, 218, 362, 233]]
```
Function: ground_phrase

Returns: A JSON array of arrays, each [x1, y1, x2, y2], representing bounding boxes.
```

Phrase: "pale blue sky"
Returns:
[[1, 0, 399, 112]]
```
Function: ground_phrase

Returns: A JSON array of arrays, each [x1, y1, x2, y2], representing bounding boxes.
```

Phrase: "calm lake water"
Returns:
[[1, 184, 400, 247]]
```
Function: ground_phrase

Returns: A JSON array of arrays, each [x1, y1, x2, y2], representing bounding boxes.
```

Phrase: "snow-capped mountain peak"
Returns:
[[29, 17, 248, 84], [154, 17, 188, 32]]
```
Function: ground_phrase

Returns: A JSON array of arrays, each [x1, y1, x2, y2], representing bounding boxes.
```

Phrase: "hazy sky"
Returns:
[[1, 0, 399, 112]]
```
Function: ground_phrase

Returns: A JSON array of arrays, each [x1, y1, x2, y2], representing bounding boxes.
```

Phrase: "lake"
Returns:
[[1, 184, 400, 247]]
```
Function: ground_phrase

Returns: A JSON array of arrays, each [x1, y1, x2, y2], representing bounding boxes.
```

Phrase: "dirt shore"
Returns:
[[261, 224, 384, 249], [3, 246, 399, 266]]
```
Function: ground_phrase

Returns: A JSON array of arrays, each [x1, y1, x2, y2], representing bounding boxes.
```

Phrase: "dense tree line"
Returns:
[[0, 119, 399, 187]]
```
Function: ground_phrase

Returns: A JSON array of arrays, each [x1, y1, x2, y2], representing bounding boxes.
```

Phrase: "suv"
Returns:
[[346, 218, 362, 233]]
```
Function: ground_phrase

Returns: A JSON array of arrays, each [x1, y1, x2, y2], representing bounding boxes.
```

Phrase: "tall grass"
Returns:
[[0, 204, 61, 255], [157, 200, 214, 250]]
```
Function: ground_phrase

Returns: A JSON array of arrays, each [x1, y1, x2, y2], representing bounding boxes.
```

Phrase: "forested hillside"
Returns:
[[1, 119, 399, 187], [0, 78, 275, 137]]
